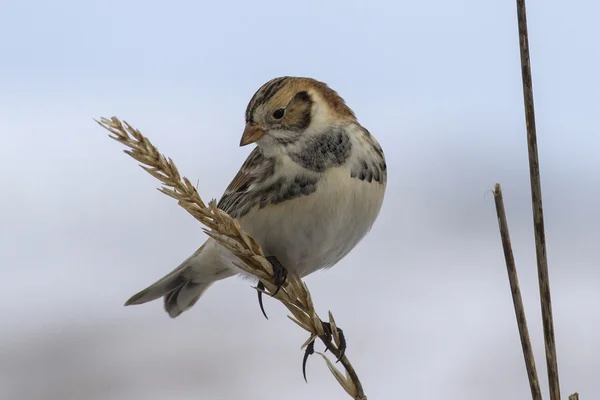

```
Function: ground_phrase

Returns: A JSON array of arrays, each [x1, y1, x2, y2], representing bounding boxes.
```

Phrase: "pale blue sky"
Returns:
[[1, 1, 599, 399]]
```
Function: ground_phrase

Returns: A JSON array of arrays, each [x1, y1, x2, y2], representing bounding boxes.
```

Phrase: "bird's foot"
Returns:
[[302, 321, 347, 382], [321, 321, 347, 362], [266, 255, 288, 296], [255, 256, 288, 320]]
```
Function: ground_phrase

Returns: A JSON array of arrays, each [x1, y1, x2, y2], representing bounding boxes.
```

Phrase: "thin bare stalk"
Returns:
[[515, 1, 561, 399], [493, 184, 542, 400], [96, 116, 366, 400]]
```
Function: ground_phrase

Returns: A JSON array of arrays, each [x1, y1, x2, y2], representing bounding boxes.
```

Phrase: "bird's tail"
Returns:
[[125, 261, 214, 318], [125, 241, 236, 318]]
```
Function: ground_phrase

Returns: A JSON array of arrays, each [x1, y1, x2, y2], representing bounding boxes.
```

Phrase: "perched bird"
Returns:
[[125, 76, 387, 318]]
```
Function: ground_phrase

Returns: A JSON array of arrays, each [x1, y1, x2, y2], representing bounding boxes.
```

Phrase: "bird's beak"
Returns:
[[239, 123, 266, 147]]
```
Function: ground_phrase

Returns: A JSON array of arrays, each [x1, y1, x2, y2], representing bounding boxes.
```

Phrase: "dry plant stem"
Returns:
[[323, 344, 364, 397], [515, 1, 561, 398], [568, 393, 579, 400], [493, 184, 542, 400], [95, 117, 366, 400]]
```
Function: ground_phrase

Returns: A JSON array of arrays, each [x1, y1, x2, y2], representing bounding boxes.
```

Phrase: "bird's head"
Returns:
[[241, 77, 356, 153]]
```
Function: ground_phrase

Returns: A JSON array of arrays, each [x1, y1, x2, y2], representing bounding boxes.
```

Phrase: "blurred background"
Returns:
[[1, 0, 598, 399]]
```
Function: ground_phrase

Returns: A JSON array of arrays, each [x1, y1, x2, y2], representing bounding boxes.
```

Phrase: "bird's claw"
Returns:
[[254, 256, 347, 381], [302, 340, 315, 382], [301, 321, 347, 382], [266, 255, 288, 296], [321, 321, 346, 363], [256, 281, 268, 320], [255, 256, 288, 320]]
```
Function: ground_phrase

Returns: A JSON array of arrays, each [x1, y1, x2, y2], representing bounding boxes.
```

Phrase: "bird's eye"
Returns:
[[272, 108, 285, 119]]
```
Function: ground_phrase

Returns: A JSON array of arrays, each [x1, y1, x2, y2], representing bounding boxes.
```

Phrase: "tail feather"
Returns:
[[163, 280, 213, 318], [125, 240, 234, 318], [124, 263, 189, 307], [125, 268, 214, 318]]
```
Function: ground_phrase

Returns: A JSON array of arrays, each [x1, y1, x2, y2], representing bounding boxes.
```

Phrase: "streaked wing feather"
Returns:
[[223, 147, 263, 194], [217, 147, 275, 216]]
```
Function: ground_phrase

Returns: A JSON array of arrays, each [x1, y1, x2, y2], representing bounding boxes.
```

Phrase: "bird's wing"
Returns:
[[217, 147, 275, 218]]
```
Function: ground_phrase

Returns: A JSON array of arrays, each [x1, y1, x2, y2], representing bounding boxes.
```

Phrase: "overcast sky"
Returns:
[[1, 0, 599, 399]]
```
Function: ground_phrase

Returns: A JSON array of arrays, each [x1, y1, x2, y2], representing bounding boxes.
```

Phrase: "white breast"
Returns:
[[238, 163, 386, 277]]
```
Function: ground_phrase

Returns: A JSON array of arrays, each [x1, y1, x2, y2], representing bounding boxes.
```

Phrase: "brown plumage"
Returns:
[[245, 77, 356, 130]]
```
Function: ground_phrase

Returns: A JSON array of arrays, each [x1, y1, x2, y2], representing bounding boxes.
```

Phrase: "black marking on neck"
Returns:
[[289, 127, 352, 172]]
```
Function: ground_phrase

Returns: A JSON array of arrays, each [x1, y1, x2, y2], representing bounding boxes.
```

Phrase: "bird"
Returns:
[[125, 76, 387, 318]]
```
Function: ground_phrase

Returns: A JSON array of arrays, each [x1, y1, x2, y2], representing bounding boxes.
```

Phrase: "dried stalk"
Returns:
[[96, 116, 366, 400], [515, 0, 561, 398], [493, 184, 542, 400]]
